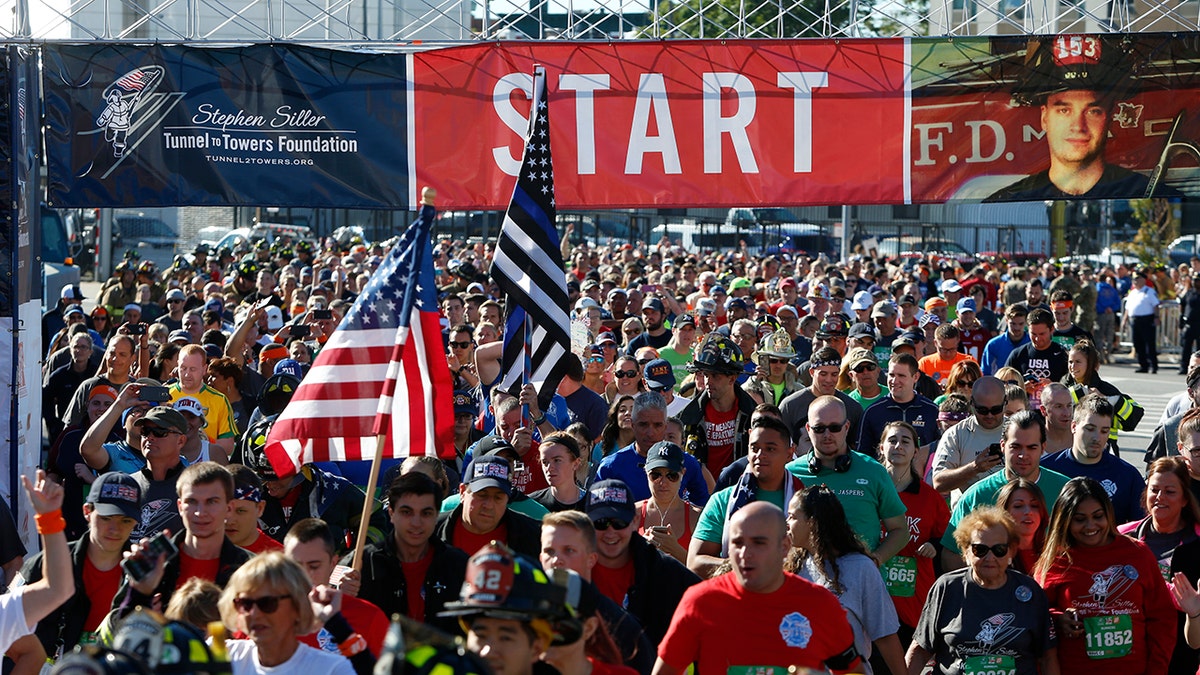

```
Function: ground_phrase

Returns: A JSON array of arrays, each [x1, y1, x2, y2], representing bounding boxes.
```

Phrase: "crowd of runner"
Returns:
[[5, 229, 1200, 674]]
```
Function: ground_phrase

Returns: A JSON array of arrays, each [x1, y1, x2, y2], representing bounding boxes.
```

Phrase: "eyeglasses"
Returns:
[[449, 341, 474, 349], [852, 363, 877, 373], [969, 543, 1010, 559], [233, 594, 292, 614], [971, 402, 1006, 416], [143, 426, 180, 438], [615, 369, 639, 379], [810, 422, 846, 434], [1185, 447, 1200, 457], [649, 470, 681, 482], [593, 517, 630, 531], [767, 357, 789, 365]]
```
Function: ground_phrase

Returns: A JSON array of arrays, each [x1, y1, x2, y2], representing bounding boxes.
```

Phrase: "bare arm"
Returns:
[[686, 537, 724, 579], [18, 471, 75, 629], [932, 451, 1001, 494], [940, 547, 964, 572], [873, 515, 910, 566], [1, 556, 22, 588], [904, 642, 932, 675], [1038, 648, 1060, 675], [225, 304, 266, 367], [82, 385, 142, 470], [5, 634, 47, 675], [651, 657, 679, 675], [874, 633, 908, 675]]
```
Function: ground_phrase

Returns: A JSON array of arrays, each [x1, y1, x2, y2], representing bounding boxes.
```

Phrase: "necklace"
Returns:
[[656, 492, 678, 527]]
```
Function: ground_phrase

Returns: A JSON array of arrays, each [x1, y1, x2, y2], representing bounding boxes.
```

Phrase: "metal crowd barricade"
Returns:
[[1119, 300, 1180, 353]]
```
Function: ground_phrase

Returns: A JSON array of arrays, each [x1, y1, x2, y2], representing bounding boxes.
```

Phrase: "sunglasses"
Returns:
[[615, 369, 640, 379], [972, 402, 1006, 416], [586, 356, 605, 364], [649, 470, 681, 482], [624, 330, 642, 336], [233, 594, 291, 614], [143, 426, 180, 438], [449, 341, 474, 349], [767, 357, 789, 365], [969, 543, 1010, 559], [168, 299, 184, 304], [810, 422, 846, 434], [593, 517, 630, 531], [852, 363, 877, 373]]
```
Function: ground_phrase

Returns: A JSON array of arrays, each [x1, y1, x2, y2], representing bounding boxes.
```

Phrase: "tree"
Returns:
[[1125, 198, 1179, 267]]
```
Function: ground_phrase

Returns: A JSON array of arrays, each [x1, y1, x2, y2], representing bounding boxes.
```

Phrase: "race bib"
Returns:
[[1083, 614, 1134, 659], [962, 654, 1016, 675], [727, 667, 787, 675], [882, 555, 917, 597]]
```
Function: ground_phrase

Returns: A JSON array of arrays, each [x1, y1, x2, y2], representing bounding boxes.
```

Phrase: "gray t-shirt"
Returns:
[[914, 568, 1056, 675], [799, 552, 900, 675]]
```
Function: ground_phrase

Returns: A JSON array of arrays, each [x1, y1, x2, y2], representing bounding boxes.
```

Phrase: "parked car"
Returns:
[[873, 235, 977, 265]]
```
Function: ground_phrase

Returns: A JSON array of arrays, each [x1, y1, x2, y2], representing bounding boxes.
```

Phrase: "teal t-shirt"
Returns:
[[941, 467, 1071, 553], [847, 385, 889, 412], [786, 452, 907, 550], [439, 492, 550, 520], [693, 485, 787, 545]]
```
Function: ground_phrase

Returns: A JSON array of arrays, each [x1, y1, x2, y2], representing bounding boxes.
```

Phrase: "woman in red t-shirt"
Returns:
[[1036, 477, 1177, 675]]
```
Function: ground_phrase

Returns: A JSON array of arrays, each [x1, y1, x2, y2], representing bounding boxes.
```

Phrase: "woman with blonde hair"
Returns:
[[219, 551, 358, 674]]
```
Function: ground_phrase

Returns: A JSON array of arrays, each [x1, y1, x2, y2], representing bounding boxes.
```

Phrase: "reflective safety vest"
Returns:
[[1068, 385, 1145, 441]]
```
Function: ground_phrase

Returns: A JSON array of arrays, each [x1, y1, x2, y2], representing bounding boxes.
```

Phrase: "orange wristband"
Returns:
[[35, 509, 66, 535], [338, 633, 367, 657]]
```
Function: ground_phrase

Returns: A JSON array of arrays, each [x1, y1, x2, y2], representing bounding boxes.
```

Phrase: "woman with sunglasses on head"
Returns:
[[634, 441, 701, 564], [605, 355, 645, 404], [219, 551, 360, 674], [996, 478, 1049, 575], [785, 485, 908, 675], [879, 421, 949, 658], [1036, 477, 1175, 675], [906, 506, 1058, 675]]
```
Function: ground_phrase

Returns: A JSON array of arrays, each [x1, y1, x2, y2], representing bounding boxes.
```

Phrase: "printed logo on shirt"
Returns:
[[911, 416, 926, 427], [1100, 479, 1118, 497], [974, 613, 1022, 649], [907, 516, 923, 536], [705, 417, 738, 449], [1026, 358, 1052, 382], [1089, 565, 1138, 607], [134, 498, 175, 540], [315, 627, 337, 652], [779, 612, 813, 648]]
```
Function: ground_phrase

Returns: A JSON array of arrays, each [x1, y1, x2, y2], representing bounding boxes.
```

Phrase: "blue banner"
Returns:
[[43, 44, 411, 208]]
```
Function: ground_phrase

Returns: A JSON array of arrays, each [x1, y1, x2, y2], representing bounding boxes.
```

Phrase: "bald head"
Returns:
[[728, 502, 790, 594], [971, 376, 1006, 430], [808, 395, 846, 422]]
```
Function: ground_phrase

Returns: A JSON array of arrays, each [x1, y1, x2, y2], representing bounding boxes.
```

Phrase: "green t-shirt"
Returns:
[[786, 452, 907, 550], [941, 467, 1071, 553], [439, 492, 550, 520], [694, 486, 787, 545], [847, 385, 889, 412], [658, 347, 693, 390]]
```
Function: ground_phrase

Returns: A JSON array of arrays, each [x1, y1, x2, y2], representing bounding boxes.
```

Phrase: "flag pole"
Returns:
[[522, 311, 532, 426], [350, 186, 437, 574]]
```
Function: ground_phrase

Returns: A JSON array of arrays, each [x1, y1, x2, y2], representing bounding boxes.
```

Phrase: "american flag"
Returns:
[[265, 201, 456, 477], [490, 66, 572, 410], [114, 70, 149, 92]]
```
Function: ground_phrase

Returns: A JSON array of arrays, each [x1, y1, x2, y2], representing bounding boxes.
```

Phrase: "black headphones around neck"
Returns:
[[808, 451, 853, 474]]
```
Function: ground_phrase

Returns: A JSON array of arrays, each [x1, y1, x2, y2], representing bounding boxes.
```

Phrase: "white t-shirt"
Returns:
[[227, 638, 355, 675], [0, 589, 32, 654]]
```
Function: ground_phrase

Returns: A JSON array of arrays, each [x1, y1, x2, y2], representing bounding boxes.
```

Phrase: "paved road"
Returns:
[[80, 277, 1179, 470]]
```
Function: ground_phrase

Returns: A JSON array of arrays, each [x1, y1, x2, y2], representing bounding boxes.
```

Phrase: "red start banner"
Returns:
[[412, 35, 1200, 208]]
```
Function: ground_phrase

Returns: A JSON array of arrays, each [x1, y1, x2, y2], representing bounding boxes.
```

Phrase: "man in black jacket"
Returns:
[[21, 472, 142, 658], [582, 481, 701, 645], [435, 454, 542, 558], [349, 472, 468, 635], [111, 462, 252, 617], [1182, 273, 1200, 373]]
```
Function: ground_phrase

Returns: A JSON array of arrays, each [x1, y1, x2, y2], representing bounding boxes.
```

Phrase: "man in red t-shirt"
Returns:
[[679, 334, 757, 477], [654, 502, 861, 675], [953, 298, 994, 364], [19, 471, 142, 656], [284, 518, 389, 656]]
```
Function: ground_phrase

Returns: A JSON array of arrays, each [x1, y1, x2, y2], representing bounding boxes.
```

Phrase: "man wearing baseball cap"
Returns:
[[128, 405, 189, 540], [154, 288, 188, 332], [42, 284, 86, 353], [627, 297, 673, 356], [19, 471, 141, 654], [656, 316, 696, 388], [434, 454, 541, 558], [644, 358, 690, 417]]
